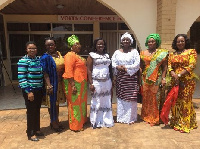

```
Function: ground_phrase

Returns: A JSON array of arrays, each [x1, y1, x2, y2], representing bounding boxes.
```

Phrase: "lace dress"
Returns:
[[89, 52, 114, 128]]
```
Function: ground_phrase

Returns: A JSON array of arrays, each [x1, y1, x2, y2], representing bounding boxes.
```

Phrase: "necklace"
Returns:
[[176, 49, 185, 55], [148, 49, 156, 55]]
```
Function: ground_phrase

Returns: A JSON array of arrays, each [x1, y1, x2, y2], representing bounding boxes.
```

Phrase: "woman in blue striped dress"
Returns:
[[112, 32, 140, 124], [18, 41, 44, 141]]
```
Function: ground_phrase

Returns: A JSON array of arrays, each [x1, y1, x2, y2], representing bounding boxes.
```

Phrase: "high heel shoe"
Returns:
[[50, 123, 63, 132], [59, 124, 65, 130], [28, 135, 39, 141], [174, 127, 179, 131]]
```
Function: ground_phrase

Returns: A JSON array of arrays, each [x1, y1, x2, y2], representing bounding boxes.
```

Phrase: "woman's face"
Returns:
[[121, 37, 131, 47], [45, 40, 56, 53], [96, 40, 105, 53], [72, 42, 81, 53], [176, 36, 185, 50], [148, 38, 156, 50], [26, 44, 37, 58]]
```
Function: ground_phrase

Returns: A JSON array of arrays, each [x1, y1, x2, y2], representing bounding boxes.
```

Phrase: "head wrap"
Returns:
[[67, 35, 79, 48], [121, 32, 134, 44], [145, 33, 161, 48]]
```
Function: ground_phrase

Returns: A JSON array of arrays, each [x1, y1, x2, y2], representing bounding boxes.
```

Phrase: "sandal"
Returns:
[[173, 127, 179, 131]]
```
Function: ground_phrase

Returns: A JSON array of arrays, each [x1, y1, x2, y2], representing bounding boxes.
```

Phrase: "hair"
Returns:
[[172, 34, 190, 51], [44, 37, 56, 44], [92, 38, 107, 54], [25, 41, 36, 48]]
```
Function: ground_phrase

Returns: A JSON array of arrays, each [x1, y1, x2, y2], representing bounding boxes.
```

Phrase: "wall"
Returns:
[[98, 0, 157, 50], [175, 0, 200, 35]]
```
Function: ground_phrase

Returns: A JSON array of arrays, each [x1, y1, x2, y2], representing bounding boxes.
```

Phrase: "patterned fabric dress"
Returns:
[[63, 51, 87, 131], [43, 51, 66, 108], [89, 52, 114, 128], [140, 49, 168, 125], [168, 49, 198, 133], [112, 49, 140, 124]]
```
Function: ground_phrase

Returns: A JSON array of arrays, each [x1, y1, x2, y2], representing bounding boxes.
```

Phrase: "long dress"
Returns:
[[112, 49, 140, 124], [40, 52, 59, 122], [140, 49, 168, 125], [42, 51, 65, 108], [63, 51, 87, 131], [168, 49, 198, 133], [89, 52, 114, 128]]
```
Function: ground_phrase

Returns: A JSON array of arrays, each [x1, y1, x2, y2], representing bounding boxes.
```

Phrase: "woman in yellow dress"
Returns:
[[63, 35, 87, 131], [169, 34, 198, 133], [41, 37, 65, 132]]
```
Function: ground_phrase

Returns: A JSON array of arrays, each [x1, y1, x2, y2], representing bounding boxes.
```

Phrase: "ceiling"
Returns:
[[0, 0, 116, 15]]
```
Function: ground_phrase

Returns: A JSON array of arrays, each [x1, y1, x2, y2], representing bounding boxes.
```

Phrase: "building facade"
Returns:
[[0, 0, 200, 97]]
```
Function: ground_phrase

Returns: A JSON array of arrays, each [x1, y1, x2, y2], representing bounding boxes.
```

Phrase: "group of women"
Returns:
[[17, 32, 198, 141]]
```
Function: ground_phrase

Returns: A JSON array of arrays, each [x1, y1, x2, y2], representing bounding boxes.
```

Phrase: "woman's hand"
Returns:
[[28, 92, 34, 101], [47, 88, 53, 95], [89, 84, 95, 95], [72, 86, 77, 95], [116, 65, 126, 71], [161, 79, 166, 87]]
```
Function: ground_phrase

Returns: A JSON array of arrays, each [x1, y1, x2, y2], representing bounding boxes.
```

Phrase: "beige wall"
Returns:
[[98, 0, 157, 50], [175, 0, 200, 35], [0, 0, 14, 10]]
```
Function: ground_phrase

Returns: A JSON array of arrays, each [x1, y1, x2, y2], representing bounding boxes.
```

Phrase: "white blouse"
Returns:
[[111, 49, 140, 76]]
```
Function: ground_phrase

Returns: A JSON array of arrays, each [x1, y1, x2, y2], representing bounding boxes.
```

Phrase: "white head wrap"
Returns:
[[121, 32, 133, 44]]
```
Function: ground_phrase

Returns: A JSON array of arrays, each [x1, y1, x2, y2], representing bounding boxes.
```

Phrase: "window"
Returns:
[[100, 23, 117, 30], [52, 24, 72, 31], [30, 23, 51, 31], [7, 23, 29, 31], [74, 24, 93, 31], [0, 18, 6, 59]]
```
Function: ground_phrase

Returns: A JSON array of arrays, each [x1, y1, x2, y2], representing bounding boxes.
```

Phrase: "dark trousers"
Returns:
[[22, 89, 43, 137]]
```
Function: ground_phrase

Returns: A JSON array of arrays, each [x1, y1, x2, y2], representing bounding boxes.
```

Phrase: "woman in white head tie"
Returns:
[[112, 32, 140, 124]]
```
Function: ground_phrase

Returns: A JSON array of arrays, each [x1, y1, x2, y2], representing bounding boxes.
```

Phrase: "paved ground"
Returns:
[[0, 103, 200, 148], [0, 85, 200, 148]]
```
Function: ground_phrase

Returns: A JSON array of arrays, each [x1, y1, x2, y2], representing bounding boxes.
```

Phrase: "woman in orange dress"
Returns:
[[169, 34, 198, 133], [140, 34, 168, 126], [63, 35, 87, 131]]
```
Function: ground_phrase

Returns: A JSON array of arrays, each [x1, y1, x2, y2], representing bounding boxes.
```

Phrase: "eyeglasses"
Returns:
[[28, 48, 37, 50], [45, 44, 55, 47]]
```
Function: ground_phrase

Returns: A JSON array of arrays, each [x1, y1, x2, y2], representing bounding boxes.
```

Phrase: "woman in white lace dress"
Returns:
[[87, 38, 114, 129], [112, 32, 140, 124]]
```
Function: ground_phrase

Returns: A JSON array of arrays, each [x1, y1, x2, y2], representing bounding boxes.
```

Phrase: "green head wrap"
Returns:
[[145, 34, 161, 48], [67, 35, 79, 48]]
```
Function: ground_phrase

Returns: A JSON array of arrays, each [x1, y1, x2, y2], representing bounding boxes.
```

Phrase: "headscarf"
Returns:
[[145, 33, 161, 48], [121, 32, 134, 44], [67, 35, 79, 48]]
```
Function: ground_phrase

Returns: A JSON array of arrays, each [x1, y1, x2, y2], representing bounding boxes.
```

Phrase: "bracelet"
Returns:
[[178, 74, 181, 77], [47, 85, 53, 89]]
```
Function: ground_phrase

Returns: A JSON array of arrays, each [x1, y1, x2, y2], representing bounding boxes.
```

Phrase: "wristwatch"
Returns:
[[178, 74, 181, 77]]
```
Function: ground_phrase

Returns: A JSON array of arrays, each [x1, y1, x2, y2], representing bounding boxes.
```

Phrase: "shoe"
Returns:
[[174, 127, 179, 131], [50, 123, 63, 132], [35, 131, 44, 136], [58, 124, 65, 130], [28, 136, 39, 141], [180, 130, 186, 133]]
